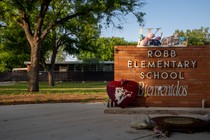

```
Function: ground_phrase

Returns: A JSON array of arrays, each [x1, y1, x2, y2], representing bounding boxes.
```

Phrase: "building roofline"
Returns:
[[24, 60, 114, 65]]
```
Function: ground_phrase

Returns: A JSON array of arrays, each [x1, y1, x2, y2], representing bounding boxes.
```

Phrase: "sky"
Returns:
[[100, 0, 210, 42]]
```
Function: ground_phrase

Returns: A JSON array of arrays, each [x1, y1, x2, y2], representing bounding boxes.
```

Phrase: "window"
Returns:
[[59, 65, 68, 72]]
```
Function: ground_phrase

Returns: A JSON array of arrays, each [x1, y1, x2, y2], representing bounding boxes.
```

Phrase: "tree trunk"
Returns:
[[47, 43, 58, 86], [47, 70, 55, 86], [28, 43, 41, 92]]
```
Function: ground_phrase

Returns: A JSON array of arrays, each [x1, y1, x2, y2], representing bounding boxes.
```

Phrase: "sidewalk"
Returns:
[[1, 103, 210, 140]]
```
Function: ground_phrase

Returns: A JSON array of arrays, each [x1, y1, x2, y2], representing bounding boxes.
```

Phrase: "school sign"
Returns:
[[114, 46, 210, 107]]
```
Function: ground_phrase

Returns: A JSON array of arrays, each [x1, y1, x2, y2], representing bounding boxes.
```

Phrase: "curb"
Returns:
[[104, 107, 210, 115]]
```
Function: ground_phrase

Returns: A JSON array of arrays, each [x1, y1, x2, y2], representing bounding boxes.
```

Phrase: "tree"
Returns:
[[0, 0, 146, 92], [40, 18, 100, 86], [78, 37, 132, 61], [0, 24, 30, 72], [174, 27, 210, 45], [39, 4, 101, 86]]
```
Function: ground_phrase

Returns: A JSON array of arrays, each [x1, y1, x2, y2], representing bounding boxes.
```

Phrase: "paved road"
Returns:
[[0, 103, 210, 140]]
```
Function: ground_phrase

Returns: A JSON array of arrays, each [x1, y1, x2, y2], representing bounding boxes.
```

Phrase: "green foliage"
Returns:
[[61, 16, 101, 56], [77, 37, 132, 61], [0, 45, 11, 72], [174, 27, 210, 45], [0, 0, 145, 66], [0, 25, 30, 72], [0, 0, 146, 90]]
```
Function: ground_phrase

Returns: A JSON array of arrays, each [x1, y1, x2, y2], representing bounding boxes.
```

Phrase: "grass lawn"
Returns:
[[0, 81, 108, 105]]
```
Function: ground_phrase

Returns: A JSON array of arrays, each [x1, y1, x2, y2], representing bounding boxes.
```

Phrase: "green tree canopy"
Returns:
[[174, 27, 210, 45], [77, 37, 135, 61], [0, 0, 146, 91], [40, 16, 101, 86], [0, 24, 30, 72]]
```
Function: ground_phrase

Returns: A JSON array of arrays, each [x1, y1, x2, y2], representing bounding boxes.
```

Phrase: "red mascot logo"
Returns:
[[106, 79, 139, 108]]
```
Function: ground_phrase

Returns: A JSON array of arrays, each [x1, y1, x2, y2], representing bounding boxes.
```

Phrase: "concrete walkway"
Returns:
[[0, 103, 210, 140]]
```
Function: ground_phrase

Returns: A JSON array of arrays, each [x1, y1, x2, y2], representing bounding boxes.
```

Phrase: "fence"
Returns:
[[0, 71, 114, 82]]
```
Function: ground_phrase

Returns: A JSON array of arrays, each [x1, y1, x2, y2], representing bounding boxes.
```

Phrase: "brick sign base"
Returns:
[[114, 45, 210, 107]]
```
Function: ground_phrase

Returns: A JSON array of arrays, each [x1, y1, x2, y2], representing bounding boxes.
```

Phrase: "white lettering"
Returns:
[[138, 82, 144, 96], [154, 72, 160, 79], [163, 61, 170, 67], [146, 72, 152, 79], [179, 72, 184, 79], [171, 61, 176, 68], [147, 50, 177, 58], [161, 72, 168, 79], [171, 50, 177, 57], [141, 61, 146, 68], [157, 61, 162, 68], [148, 50, 153, 57], [163, 50, 169, 57], [128, 60, 133, 68], [130, 60, 197, 68], [138, 81, 188, 97], [155, 50, 162, 57], [184, 61, 190, 68], [170, 72, 177, 79], [134, 61, 139, 68], [191, 61, 197, 68], [177, 61, 183, 68], [140, 72, 185, 80], [140, 72, 144, 79], [148, 61, 156, 68]]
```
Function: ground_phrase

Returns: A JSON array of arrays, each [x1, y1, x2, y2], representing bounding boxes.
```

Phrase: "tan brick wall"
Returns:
[[114, 45, 210, 107]]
